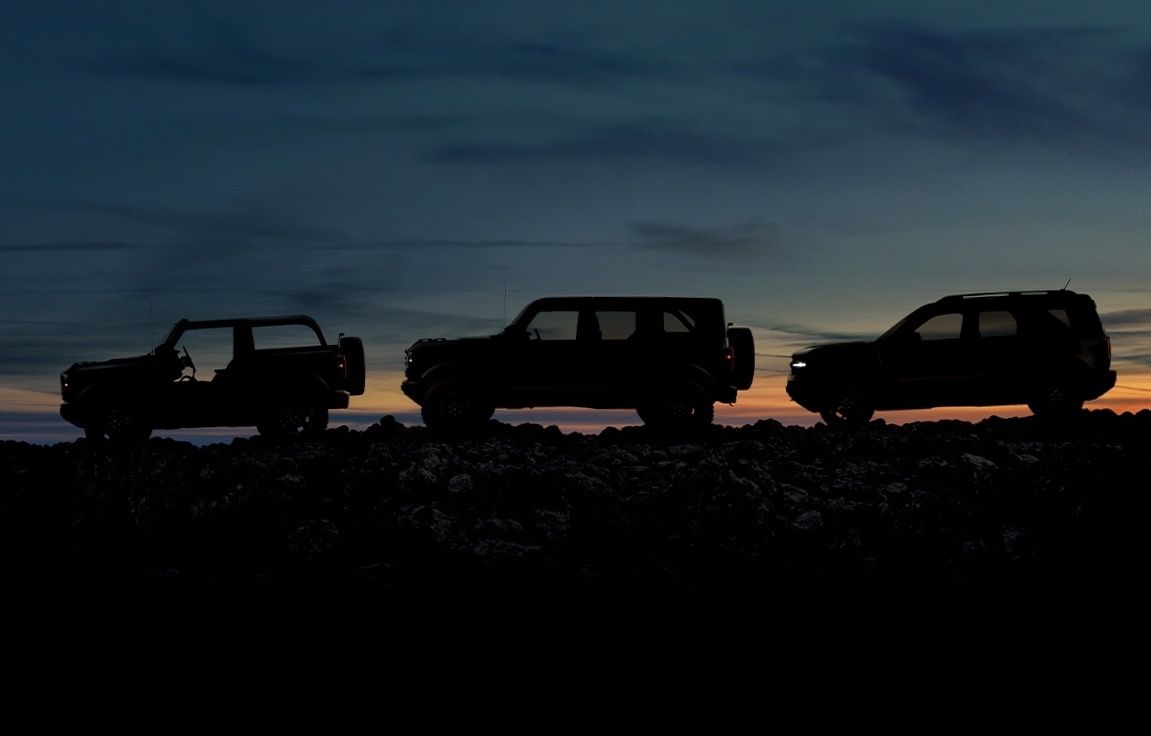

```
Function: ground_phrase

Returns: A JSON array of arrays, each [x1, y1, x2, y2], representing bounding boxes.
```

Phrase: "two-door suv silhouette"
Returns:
[[402, 296, 755, 433], [60, 315, 365, 441], [786, 290, 1117, 425]]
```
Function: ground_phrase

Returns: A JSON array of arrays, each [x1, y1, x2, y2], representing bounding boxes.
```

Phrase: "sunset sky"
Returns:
[[3, 1, 1151, 442]]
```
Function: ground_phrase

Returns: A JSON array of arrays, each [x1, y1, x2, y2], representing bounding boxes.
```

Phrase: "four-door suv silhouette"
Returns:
[[402, 296, 755, 433], [60, 315, 366, 441], [786, 290, 1117, 425]]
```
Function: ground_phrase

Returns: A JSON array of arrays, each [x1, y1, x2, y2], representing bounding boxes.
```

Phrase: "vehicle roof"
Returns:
[[933, 290, 1092, 307], [170, 313, 324, 331], [523, 296, 724, 309]]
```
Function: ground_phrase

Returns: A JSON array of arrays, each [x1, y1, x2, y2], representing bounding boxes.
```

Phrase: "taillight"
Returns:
[[337, 354, 348, 379], [723, 346, 734, 367]]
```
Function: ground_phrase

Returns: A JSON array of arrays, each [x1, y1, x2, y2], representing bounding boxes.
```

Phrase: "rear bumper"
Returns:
[[326, 390, 350, 410]]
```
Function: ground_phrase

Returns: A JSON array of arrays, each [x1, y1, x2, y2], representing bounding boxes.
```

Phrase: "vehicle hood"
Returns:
[[64, 353, 153, 374], [792, 341, 878, 364]]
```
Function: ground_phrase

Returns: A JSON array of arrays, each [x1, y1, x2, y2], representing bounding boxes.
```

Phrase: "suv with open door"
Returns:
[[60, 315, 366, 441]]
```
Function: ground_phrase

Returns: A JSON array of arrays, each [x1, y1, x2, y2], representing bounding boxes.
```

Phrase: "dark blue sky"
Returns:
[[3, 1, 1151, 439]]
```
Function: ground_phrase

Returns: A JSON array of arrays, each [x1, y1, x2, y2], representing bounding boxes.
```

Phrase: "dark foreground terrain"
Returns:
[[2, 411, 1146, 611]]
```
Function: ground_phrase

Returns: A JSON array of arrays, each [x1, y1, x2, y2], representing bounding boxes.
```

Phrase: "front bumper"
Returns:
[[400, 379, 425, 405], [59, 403, 86, 429], [785, 374, 823, 413]]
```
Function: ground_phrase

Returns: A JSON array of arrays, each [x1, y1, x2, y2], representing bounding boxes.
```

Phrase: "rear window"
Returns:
[[663, 311, 693, 333], [1048, 309, 1071, 328]]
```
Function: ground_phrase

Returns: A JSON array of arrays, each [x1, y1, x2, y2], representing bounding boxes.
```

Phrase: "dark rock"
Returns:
[[0, 409, 1142, 608]]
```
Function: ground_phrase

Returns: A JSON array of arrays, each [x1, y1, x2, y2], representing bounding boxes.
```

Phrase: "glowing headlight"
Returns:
[[791, 361, 807, 369]]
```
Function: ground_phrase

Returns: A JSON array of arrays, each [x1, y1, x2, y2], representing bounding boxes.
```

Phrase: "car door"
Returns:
[[157, 325, 235, 425], [504, 307, 586, 404], [967, 309, 1025, 403], [885, 310, 973, 407], [584, 308, 642, 400]]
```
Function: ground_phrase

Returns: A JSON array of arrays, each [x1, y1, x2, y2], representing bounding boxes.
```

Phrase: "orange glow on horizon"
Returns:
[[6, 367, 1150, 441], [349, 368, 1151, 431]]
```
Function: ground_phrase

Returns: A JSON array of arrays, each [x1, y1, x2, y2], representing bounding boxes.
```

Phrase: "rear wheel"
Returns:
[[421, 383, 494, 436], [819, 385, 874, 426], [638, 384, 714, 434], [1028, 374, 1083, 420], [258, 407, 329, 438]]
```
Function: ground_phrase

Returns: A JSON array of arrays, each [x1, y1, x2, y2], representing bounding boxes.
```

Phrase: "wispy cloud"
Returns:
[[0, 242, 145, 253], [83, 203, 351, 245], [628, 220, 780, 258], [426, 123, 755, 165], [837, 21, 1131, 142], [742, 318, 875, 347], [334, 238, 613, 251], [1101, 308, 1151, 328]]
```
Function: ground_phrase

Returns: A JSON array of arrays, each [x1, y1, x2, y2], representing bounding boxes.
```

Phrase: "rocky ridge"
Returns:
[[2, 411, 1146, 609]]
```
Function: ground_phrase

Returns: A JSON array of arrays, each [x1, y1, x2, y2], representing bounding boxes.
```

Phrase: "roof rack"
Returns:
[[938, 290, 1074, 302]]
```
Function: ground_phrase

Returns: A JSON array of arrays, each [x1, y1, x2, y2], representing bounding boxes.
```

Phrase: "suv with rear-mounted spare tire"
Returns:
[[402, 296, 754, 434]]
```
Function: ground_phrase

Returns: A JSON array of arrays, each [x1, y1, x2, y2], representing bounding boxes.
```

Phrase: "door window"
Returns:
[[525, 311, 579, 340], [915, 313, 963, 341]]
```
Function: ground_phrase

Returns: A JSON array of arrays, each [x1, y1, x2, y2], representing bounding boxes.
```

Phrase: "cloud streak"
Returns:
[[0, 242, 145, 253], [426, 123, 756, 165], [629, 220, 781, 258], [830, 21, 1147, 145]]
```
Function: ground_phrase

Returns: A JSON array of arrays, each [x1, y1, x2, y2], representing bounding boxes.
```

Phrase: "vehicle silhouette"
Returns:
[[402, 296, 755, 434], [786, 290, 1117, 425], [60, 315, 366, 441]]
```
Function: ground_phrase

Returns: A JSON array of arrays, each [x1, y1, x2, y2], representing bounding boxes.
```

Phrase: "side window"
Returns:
[[663, 311, 693, 334], [525, 311, 578, 340], [596, 311, 637, 341], [915, 313, 963, 341], [978, 310, 1017, 338], [252, 324, 322, 350]]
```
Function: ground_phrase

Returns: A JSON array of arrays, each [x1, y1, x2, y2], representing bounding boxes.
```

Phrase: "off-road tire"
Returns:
[[421, 383, 494, 436], [637, 384, 714, 434], [85, 406, 152, 443], [1028, 374, 1084, 420], [258, 407, 329, 438], [727, 327, 755, 390], [819, 385, 875, 427]]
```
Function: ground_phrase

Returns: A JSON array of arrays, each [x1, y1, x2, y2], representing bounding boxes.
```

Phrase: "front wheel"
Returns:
[[85, 407, 152, 443], [819, 385, 874, 426], [258, 407, 329, 438], [421, 383, 494, 436]]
